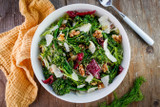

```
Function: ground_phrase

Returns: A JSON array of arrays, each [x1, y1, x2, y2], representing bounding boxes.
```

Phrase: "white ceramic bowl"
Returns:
[[31, 4, 131, 103]]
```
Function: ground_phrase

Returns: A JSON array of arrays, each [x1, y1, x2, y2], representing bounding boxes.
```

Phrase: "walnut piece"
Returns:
[[93, 30, 103, 38], [38, 56, 45, 67], [79, 44, 85, 49], [102, 63, 108, 73], [69, 30, 80, 37], [112, 35, 122, 43], [78, 64, 85, 76], [110, 23, 115, 29], [98, 82, 105, 89], [69, 52, 77, 61], [59, 24, 66, 30], [91, 81, 97, 86], [57, 34, 65, 41]]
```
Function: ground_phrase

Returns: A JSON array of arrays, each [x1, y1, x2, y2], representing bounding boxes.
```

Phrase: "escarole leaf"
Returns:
[[99, 77, 146, 107]]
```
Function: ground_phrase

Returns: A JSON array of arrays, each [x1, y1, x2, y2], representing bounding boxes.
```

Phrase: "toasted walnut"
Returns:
[[49, 67, 53, 73], [38, 56, 45, 67], [91, 81, 97, 86], [59, 24, 66, 30], [39, 45, 45, 53], [112, 35, 122, 43], [79, 44, 85, 49], [67, 58, 71, 62], [102, 63, 108, 73], [69, 52, 77, 61], [79, 64, 85, 76], [110, 23, 115, 29], [93, 30, 103, 38], [69, 30, 80, 37], [98, 82, 105, 89], [57, 33, 65, 41]]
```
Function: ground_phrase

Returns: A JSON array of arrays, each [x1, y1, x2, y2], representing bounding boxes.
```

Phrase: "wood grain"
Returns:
[[0, 0, 160, 107]]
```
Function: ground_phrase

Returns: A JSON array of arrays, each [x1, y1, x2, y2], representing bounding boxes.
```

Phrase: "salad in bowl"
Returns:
[[38, 10, 123, 96]]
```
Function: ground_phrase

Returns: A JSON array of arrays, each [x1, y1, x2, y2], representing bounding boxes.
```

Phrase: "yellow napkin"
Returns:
[[0, 0, 55, 106]]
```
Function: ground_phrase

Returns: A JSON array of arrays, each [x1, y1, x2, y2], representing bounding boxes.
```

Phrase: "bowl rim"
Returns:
[[31, 3, 131, 103]]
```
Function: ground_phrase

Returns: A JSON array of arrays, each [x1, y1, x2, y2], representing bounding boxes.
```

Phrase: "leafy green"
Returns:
[[39, 37, 46, 45], [42, 67, 52, 79], [39, 13, 124, 96], [99, 77, 146, 107], [91, 47, 108, 64], [52, 49, 73, 75], [52, 78, 87, 95], [109, 65, 119, 83]]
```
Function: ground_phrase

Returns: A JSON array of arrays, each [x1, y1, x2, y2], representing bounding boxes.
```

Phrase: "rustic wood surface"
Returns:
[[0, 0, 160, 107]]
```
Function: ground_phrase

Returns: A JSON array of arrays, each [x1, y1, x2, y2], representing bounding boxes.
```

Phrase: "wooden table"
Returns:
[[0, 0, 160, 107]]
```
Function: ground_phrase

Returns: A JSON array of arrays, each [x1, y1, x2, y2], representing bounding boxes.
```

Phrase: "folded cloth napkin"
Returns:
[[0, 0, 55, 106]]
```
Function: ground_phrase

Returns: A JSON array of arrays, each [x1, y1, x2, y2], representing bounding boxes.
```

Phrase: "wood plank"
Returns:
[[0, 0, 160, 107], [0, 0, 24, 106], [0, 0, 24, 33]]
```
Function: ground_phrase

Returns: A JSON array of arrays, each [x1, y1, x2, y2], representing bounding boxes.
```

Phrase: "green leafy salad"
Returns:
[[38, 10, 123, 95]]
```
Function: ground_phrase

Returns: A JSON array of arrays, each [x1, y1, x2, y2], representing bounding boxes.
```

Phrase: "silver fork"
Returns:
[[99, 0, 154, 45]]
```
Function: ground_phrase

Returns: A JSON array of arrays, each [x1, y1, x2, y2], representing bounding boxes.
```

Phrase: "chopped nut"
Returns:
[[91, 81, 97, 86], [39, 45, 45, 53], [112, 35, 122, 43], [62, 75, 67, 80], [57, 33, 65, 41], [93, 30, 103, 38], [49, 67, 53, 73], [98, 82, 105, 89], [69, 52, 77, 61], [110, 23, 115, 29], [74, 31, 80, 35], [69, 30, 80, 37], [38, 56, 45, 67], [79, 44, 85, 49], [79, 64, 85, 76], [59, 24, 66, 30], [102, 63, 108, 73], [67, 58, 71, 62]]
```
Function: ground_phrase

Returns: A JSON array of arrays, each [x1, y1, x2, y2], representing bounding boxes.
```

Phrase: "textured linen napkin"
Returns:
[[0, 0, 55, 106]]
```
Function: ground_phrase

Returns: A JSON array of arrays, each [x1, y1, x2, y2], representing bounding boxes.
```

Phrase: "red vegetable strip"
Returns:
[[74, 61, 79, 69], [67, 10, 96, 18], [118, 65, 124, 74], [73, 52, 84, 69], [86, 59, 101, 79], [77, 52, 84, 61], [76, 10, 96, 16], [42, 75, 54, 84], [97, 37, 104, 47]]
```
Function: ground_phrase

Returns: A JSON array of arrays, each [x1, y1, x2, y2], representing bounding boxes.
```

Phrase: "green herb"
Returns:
[[99, 77, 146, 107]]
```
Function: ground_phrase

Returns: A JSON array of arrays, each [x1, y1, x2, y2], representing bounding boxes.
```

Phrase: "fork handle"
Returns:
[[111, 6, 154, 45]]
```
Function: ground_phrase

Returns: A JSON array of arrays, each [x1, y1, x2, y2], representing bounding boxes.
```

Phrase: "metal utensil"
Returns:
[[99, 0, 154, 45]]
